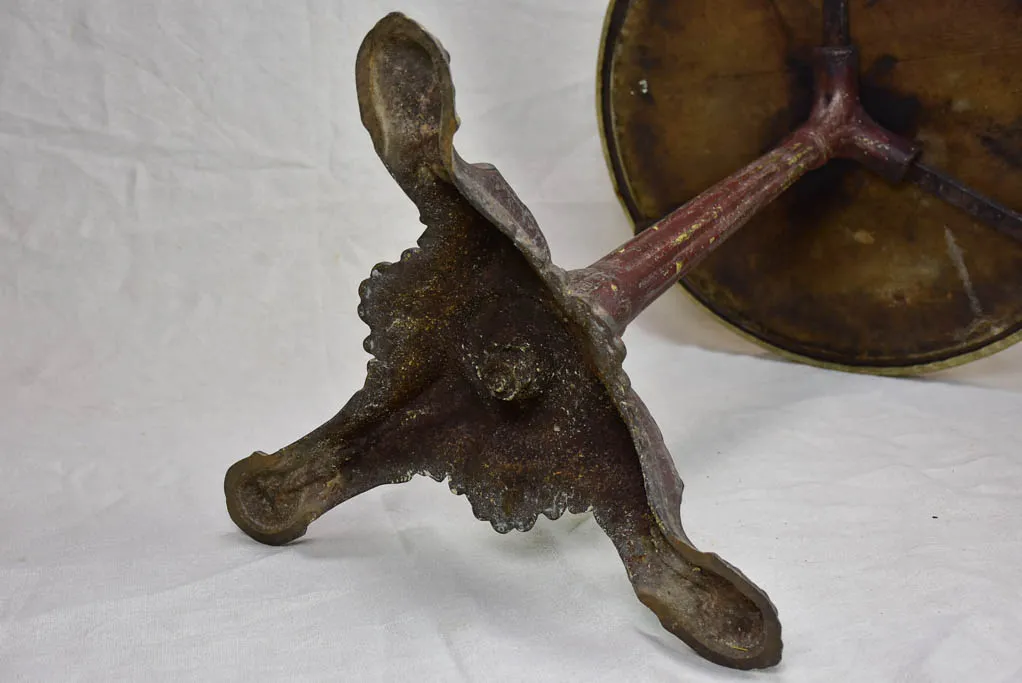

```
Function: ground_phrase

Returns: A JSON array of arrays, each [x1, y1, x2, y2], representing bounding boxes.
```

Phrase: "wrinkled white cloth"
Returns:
[[2, 1, 1021, 681]]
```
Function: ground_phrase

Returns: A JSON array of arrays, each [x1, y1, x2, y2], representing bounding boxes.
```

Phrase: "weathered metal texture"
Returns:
[[578, 37, 924, 334], [225, 14, 781, 670], [600, 0, 1022, 373]]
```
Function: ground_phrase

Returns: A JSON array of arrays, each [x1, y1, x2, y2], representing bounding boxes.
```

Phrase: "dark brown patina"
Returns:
[[226, 14, 782, 670], [601, 0, 1022, 372]]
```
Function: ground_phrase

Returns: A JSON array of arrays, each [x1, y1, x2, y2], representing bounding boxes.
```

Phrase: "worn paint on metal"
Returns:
[[599, 0, 1022, 373]]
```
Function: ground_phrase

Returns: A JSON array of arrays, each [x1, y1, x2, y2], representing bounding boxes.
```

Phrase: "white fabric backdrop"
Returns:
[[2, 1, 1021, 681]]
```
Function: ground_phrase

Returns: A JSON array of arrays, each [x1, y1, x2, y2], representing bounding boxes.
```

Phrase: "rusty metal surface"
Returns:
[[600, 0, 1022, 371], [224, 14, 781, 670]]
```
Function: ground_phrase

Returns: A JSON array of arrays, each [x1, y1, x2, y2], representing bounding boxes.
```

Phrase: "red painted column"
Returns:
[[572, 46, 918, 334]]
